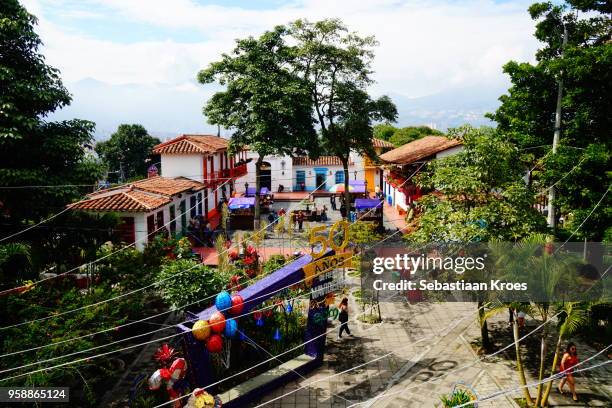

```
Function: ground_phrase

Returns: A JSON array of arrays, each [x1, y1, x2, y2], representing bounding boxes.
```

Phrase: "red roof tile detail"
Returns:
[[379, 136, 462, 165], [153, 135, 229, 155], [292, 156, 354, 166], [69, 188, 170, 212]]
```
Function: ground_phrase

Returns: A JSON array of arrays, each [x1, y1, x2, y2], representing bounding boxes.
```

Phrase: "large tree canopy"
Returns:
[[410, 126, 547, 243], [95, 124, 160, 182], [0, 0, 104, 225], [488, 0, 611, 240], [198, 26, 317, 225], [289, 19, 397, 210]]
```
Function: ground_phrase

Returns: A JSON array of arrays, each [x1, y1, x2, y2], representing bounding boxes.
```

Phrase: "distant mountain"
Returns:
[[387, 84, 509, 130], [50, 79, 509, 139], [50, 78, 222, 140]]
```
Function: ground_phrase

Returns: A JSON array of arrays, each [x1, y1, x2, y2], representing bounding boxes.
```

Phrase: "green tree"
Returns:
[[198, 26, 317, 228], [95, 124, 160, 182], [389, 126, 443, 147], [410, 126, 547, 350], [289, 19, 398, 213], [487, 0, 611, 240], [373, 123, 397, 141], [410, 126, 546, 243], [0, 1, 105, 271]]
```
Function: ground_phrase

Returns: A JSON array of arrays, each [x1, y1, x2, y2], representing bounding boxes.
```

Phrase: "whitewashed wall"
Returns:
[[160, 155, 203, 181]]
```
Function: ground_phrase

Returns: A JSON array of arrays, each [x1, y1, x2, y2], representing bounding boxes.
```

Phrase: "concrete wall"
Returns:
[[435, 145, 464, 159], [238, 153, 292, 193], [161, 155, 203, 182], [292, 165, 351, 191]]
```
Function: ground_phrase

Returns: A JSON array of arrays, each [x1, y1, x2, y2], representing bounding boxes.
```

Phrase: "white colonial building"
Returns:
[[69, 135, 248, 249], [236, 138, 394, 194], [379, 135, 463, 214]]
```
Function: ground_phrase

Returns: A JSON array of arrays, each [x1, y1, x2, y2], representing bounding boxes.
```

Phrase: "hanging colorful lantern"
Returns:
[[230, 294, 244, 315], [286, 302, 293, 313], [206, 334, 223, 353], [215, 291, 232, 313], [209, 311, 226, 333], [192, 320, 211, 341], [273, 328, 281, 341], [253, 311, 262, 321], [224, 318, 238, 338]]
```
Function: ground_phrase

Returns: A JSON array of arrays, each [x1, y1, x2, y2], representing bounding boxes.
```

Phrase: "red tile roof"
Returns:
[[372, 138, 394, 149], [153, 135, 229, 155], [379, 136, 462, 165], [69, 188, 170, 212], [292, 156, 354, 166], [69, 176, 205, 212], [129, 176, 204, 195]]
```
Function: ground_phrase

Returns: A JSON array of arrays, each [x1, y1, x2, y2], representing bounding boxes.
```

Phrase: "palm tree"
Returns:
[[541, 302, 589, 406], [487, 236, 585, 407]]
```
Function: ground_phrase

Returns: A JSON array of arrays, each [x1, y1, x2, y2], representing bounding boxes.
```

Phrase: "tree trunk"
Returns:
[[534, 327, 548, 406], [254, 155, 263, 230], [478, 301, 491, 351], [341, 156, 350, 220], [541, 333, 563, 406], [513, 313, 534, 405]]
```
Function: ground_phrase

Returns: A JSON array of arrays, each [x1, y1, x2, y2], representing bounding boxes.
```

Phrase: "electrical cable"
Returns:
[[0, 175, 338, 330]]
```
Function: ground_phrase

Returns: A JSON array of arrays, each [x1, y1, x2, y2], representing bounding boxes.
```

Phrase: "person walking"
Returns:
[[337, 297, 352, 339], [330, 194, 337, 210], [558, 342, 579, 401], [297, 210, 304, 231]]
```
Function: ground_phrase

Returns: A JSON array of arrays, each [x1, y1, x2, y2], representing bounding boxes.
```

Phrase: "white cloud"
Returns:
[[24, 0, 538, 95], [20, 0, 540, 134]]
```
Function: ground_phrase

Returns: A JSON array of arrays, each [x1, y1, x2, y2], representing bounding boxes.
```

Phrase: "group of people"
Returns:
[[267, 205, 329, 231], [188, 215, 214, 247]]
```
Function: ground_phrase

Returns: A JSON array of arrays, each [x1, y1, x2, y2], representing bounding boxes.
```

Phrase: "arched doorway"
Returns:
[[260, 161, 272, 190]]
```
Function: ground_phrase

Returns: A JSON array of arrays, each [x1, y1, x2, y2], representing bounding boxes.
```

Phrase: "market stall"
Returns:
[[228, 197, 255, 230], [355, 198, 383, 223], [245, 187, 274, 213]]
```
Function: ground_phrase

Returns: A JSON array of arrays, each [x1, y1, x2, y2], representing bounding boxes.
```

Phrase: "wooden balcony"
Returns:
[[205, 165, 248, 187]]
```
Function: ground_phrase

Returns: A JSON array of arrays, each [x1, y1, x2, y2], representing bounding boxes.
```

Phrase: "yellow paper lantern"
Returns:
[[192, 320, 211, 341]]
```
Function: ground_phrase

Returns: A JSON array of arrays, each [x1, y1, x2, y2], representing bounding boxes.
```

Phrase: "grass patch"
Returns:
[[358, 314, 382, 324]]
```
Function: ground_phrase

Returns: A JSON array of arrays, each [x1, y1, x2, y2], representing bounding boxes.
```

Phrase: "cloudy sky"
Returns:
[[22, 0, 541, 139]]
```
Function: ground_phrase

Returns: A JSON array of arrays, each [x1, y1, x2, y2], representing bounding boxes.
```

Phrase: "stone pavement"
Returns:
[[252, 285, 611, 407], [252, 261, 518, 408]]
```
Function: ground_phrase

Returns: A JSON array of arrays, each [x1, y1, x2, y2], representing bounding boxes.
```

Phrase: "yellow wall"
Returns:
[[365, 168, 376, 192]]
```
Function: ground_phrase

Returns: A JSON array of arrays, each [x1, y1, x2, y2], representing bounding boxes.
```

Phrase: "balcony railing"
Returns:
[[230, 164, 247, 178], [205, 165, 248, 187]]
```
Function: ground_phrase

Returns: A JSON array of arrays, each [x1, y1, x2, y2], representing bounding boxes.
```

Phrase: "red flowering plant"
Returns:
[[153, 343, 178, 369]]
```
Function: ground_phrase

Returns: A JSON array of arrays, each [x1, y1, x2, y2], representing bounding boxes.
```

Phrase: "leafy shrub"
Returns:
[[155, 259, 230, 309]]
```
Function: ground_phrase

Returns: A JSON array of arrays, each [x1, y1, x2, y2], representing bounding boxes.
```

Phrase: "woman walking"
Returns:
[[558, 342, 579, 401], [337, 297, 352, 339]]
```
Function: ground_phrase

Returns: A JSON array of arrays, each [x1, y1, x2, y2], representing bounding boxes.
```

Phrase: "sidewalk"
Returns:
[[253, 269, 515, 408]]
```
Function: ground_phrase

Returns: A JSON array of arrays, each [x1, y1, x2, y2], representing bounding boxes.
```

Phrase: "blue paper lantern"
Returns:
[[256, 317, 264, 327], [273, 328, 281, 341], [286, 302, 293, 313], [224, 318, 238, 338], [215, 291, 232, 313]]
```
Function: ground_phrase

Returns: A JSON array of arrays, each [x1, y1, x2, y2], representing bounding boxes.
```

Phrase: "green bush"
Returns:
[[155, 259, 229, 309]]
